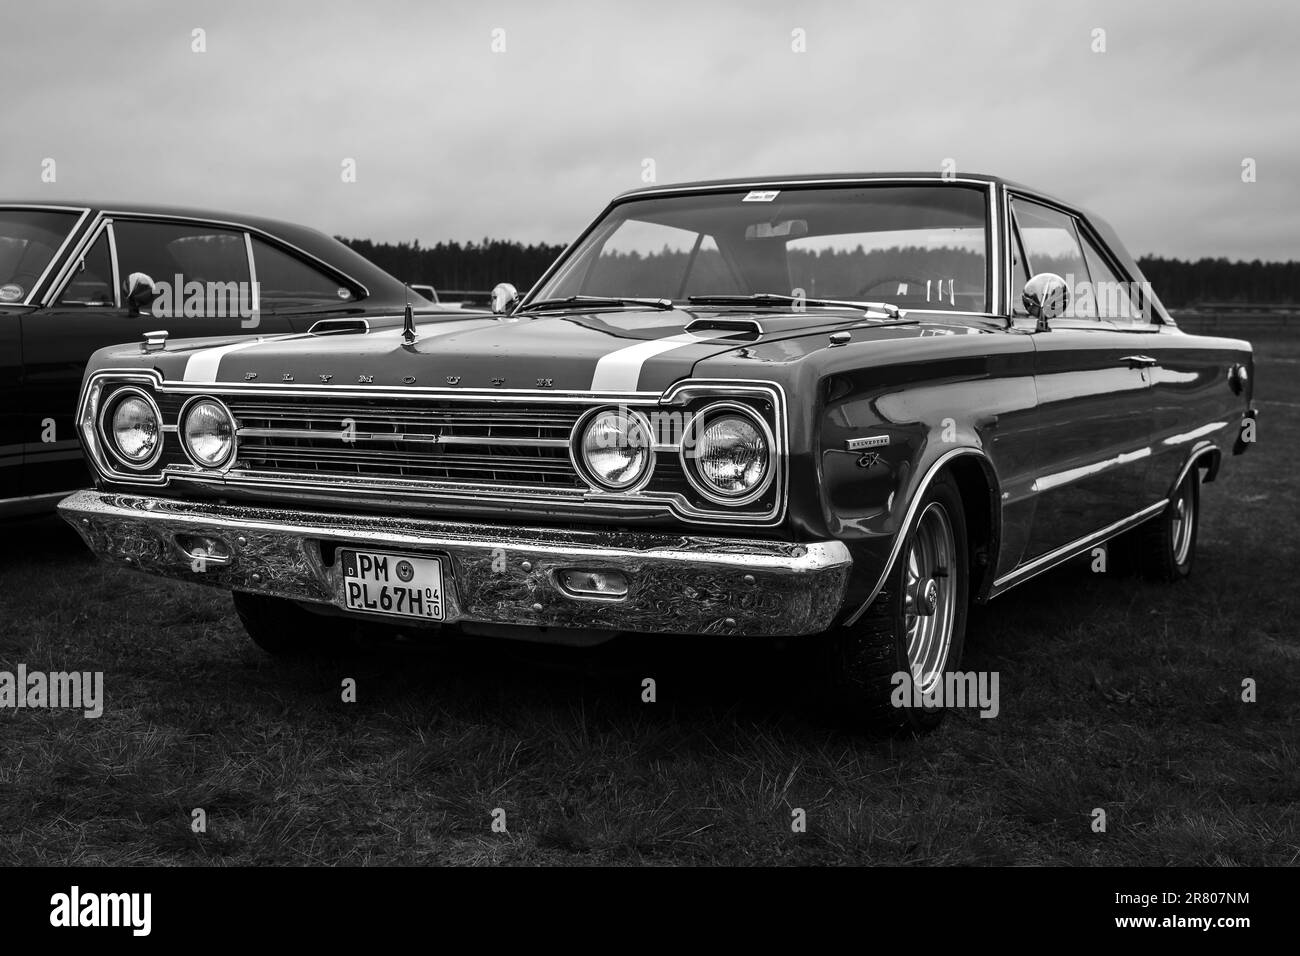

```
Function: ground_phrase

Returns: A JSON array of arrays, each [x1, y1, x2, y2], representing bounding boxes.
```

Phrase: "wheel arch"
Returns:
[[841, 446, 1002, 625]]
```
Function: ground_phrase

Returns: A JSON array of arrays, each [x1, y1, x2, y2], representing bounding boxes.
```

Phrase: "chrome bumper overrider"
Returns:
[[58, 490, 852, 637]]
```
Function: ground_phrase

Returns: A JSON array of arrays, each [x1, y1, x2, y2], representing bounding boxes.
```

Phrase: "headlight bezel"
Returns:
[[679, 401, 776, 506], [97, 385, 164, 471], [571, 405, 657, 493], [179, 396, 238, 471]]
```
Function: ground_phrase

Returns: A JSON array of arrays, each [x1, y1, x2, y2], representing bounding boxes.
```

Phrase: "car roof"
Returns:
[[614, 170, 1062, 199], [0, 199, 410, 300]]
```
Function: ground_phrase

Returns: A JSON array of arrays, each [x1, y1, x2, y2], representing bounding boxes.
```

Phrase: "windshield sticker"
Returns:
[[742, 190, 780, 202], [0, 283, 24, 302]]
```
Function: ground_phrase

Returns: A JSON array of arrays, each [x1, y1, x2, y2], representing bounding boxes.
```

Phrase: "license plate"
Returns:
[[340, 549, 444, 621]]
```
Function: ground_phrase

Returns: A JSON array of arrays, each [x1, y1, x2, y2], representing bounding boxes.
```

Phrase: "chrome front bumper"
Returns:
[[58, 490, 853, 638]]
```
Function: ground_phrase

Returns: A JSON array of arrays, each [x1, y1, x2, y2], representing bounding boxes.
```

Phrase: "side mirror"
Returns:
[[123, 272, 158, 315], [1022, 272, 1069, 330], [490, 282, 519, 316]]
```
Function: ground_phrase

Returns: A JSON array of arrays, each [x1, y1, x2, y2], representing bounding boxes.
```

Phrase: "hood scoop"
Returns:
[[684, 317, 764, 340], [308, 318, 371, 336]]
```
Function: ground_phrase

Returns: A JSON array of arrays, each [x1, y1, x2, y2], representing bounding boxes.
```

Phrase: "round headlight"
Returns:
[[182, 399, 235, 468], [689, 410, 770, 500], [579, 408, 653, 490], [109, 393, 161, 465]]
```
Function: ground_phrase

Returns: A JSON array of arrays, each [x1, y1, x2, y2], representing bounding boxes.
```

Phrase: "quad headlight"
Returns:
[[682, 403, 773, 504], [181, 398, 236, 468], [102, 388, 162, 468], [576, 407, 654, 490]]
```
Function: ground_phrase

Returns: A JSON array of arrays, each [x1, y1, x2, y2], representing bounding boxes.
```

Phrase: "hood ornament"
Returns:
[[402, 288, 418, 345], [141, 329, 168, 353]]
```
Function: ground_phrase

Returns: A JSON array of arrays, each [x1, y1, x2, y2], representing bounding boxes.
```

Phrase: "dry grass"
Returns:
[[1, 334, 1295, 866]]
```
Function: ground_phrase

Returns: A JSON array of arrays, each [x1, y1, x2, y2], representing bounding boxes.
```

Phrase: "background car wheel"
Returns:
[[232, 592, 357, 656], [822, 473, 970, 733], [1136, 470, 1201, 582]]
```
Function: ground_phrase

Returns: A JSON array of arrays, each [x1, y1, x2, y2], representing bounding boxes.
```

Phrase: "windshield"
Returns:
[[0, 208, 80, 302], [531, 184, 990, 313]]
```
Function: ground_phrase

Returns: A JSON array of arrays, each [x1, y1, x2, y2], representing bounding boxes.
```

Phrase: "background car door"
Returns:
[[1011, 196, 1157, 559], [0, 305, 23, 502], [20, 216, 296, 495]]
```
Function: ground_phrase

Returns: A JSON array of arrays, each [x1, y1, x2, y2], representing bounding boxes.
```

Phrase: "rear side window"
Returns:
[[1080, 231, 1146, 322], [251, 237, 355, 309]]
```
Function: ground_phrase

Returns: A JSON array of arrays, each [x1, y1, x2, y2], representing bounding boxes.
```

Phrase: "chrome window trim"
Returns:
[[77, 371, 790, 527], [0, 204, 92, 304]]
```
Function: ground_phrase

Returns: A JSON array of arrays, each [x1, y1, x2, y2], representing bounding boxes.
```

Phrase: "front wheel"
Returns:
[[822, 473, 970, 733]]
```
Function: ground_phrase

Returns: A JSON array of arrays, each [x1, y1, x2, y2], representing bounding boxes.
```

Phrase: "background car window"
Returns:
[[113, 221, 249, 321], [55, 230, 114, 306], [251, 236, 354, 308], [1012, 198, 1095, 319], [1081, 231, 1144, 322], [0, 209, 80, 299]]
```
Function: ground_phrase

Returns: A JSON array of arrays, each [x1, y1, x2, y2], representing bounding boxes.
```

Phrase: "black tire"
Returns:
[[822, 473, 970, 733], [232, 592, 357, 657], [1136, 469, 1200, 582]]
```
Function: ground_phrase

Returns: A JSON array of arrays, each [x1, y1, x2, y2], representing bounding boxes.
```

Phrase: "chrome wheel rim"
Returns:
[[903, 502, 957, 695], [1171, 480, 1195, 565]]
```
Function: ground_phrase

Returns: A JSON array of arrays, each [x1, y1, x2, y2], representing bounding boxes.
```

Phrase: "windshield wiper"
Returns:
[[687, 293, 901, 318], [519, 295, 675, 313]]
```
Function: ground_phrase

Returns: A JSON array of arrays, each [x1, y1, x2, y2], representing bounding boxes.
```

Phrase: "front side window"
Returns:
[[532, 184, 991, 312], [113, 220, 251, 319], [1011, 197, 1096, 319], [56, 230, 114, 306], [0, 208, 80, 302]]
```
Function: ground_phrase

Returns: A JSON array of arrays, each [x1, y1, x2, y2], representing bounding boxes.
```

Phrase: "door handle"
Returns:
[[1121, 354, 1157, 368]]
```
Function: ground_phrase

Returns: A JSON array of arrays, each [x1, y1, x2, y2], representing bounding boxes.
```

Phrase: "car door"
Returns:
[[1076, 225, 1244, 504], [1010, 195, 1157, 559], [20, 216, 296, 495]]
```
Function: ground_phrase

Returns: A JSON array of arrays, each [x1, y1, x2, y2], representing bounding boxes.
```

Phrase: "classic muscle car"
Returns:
[[57, 173, 1256, 730], [0, 201, 457, 516]]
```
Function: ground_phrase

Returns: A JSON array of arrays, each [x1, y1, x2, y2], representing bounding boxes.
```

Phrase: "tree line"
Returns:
[[338, 237, 1300, 308]]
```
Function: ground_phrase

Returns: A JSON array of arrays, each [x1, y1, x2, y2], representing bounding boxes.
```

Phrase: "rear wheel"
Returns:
[[232, 592, 357, 656], [1136, 469, 1200, 582], [823, 473, 970, 733]]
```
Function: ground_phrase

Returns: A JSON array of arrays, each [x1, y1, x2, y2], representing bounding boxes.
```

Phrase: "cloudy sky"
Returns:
[[3, 0, 1295, 260]]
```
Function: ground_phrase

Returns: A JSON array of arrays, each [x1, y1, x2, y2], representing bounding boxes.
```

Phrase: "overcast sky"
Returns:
[[3, 0, 1295, 260]]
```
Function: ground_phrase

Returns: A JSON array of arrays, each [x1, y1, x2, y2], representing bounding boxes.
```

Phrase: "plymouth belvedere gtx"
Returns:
[[0, 201, 456, 516], [57, 173, 1256, 730]]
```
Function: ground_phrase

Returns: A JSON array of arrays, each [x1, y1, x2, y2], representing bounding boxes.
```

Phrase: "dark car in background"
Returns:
[[0, 201, 458, 515]]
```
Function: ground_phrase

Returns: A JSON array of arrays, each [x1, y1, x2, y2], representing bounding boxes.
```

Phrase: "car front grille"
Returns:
[[227, 399, 586, 491]]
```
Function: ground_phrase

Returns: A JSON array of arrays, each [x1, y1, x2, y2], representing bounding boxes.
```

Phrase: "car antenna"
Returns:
[[402, 284, 418, 345]]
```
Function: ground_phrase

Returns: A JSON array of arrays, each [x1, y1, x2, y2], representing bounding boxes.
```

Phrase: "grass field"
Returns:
[[1, 334, 1296, 866]]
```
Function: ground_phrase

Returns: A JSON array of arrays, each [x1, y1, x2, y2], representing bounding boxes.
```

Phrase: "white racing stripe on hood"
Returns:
[[589, 331, 726, 391], [181, 334, 309, 383]]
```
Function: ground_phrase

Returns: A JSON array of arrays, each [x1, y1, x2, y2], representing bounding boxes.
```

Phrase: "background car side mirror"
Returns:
[[1022, 272, 1069, 331], [490, 282, 519, 316], [123, 272, 158, 316]]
